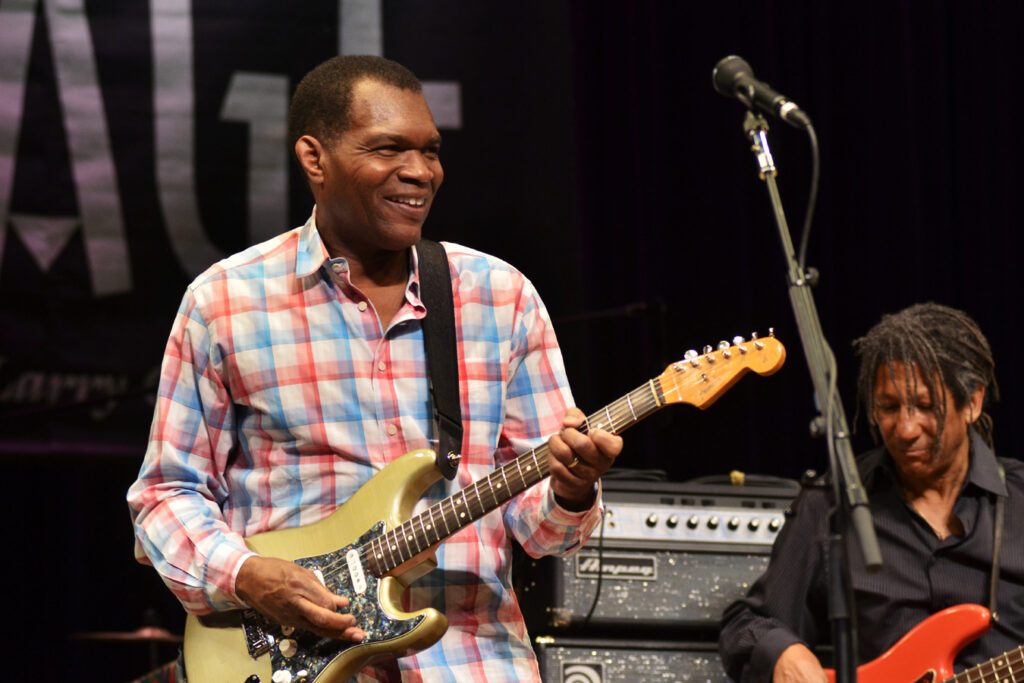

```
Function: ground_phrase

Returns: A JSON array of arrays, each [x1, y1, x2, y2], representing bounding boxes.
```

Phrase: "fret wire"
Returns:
[[487, 469, 502, 507], [498, 465, 511, 500], [415, 510, 432, 550], [395, 521, 413, 563], [439, 497, 453, 536], [470, 480, 484, 516]]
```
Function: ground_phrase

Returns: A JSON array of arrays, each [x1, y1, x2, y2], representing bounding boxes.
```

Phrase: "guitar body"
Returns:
[[825, 604, 991, 683], [183, 449, 449, 683]]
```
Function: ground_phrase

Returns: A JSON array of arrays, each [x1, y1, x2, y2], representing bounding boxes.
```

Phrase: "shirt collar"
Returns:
[[295, 208, 426, 313], [295, 210, 331, 278]]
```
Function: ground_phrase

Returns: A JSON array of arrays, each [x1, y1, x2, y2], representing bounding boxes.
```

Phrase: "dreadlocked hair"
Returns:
[[852, 302, 999, 451]]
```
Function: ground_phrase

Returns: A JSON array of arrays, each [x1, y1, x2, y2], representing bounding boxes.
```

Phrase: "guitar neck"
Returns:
[[950, 645, 1024, 682], [363, 378, 666, 576]]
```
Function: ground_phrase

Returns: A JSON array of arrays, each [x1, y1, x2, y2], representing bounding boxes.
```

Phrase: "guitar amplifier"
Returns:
[[534, 635, 729, 683], [518, 475, 799, 634]]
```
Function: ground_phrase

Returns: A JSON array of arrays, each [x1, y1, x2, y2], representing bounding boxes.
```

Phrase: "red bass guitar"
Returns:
[[825, 604, 1023, 683]]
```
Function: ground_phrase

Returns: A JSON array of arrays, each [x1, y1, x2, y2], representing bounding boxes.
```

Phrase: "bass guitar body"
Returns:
[[825, 604, 992, 683], [183, 449, 448, 683]]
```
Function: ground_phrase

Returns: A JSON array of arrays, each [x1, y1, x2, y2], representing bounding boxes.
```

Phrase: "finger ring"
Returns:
[[567, 456, 580, 469]]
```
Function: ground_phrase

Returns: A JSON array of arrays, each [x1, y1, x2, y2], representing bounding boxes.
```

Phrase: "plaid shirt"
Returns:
[[128, 213, 601, 682]]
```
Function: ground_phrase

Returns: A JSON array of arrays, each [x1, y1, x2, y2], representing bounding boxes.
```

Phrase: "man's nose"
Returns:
[[895, 406, 924, 439], [398, 151, 436, 183]]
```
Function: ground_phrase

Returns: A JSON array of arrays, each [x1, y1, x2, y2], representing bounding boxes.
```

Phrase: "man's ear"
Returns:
[[294, 135, 325, 185], [966, 385, 986, 424]]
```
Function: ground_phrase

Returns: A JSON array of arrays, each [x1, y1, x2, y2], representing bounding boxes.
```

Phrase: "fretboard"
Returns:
[[362, 376, 667, 576], [949, 645, 1024, 682]]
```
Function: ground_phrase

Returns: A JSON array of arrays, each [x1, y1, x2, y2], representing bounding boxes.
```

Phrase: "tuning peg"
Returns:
[[717, 340, 730, 350], [684, 349, 700, 367], [732, 335, 745, 346]]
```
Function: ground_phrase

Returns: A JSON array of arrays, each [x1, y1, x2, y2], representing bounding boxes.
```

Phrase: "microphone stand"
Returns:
[[739, 111, 882, 683]]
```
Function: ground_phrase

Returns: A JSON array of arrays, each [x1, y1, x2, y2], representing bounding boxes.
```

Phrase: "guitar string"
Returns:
[[311, 346, 763, 580], [354, 376, 674, 573], [313, 347, 754, 580], [949, 645, 1024, 682], [309, 376, 671, 581]]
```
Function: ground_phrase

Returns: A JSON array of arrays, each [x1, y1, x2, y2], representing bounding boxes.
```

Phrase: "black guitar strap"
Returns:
[[416, 239, 463, 481], [989, 462, 1006, 622]]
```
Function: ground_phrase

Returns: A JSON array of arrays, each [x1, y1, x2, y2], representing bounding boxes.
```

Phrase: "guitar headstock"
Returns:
[[658, 332, 786, 410]]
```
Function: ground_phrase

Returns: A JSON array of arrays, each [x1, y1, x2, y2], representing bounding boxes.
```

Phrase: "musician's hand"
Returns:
[[235, 556, 366, 642], [772, 643, 828, 683], [548, 407, 623, 511]]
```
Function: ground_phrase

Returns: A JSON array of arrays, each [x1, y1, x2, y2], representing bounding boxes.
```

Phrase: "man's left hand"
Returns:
[[547, 407, 623, 511]]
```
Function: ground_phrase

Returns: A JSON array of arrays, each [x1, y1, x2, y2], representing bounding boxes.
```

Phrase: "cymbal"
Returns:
[[71, 626, 183, 643]]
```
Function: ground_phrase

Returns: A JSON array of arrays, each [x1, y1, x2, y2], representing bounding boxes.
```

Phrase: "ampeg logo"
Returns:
[[574, 552, 657, 581], [562, 662, 604, 683]]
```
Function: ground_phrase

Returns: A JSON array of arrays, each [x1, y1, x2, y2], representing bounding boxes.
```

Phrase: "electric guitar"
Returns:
[[825, 604, 1023, 682], [183, 334, 786, 683]]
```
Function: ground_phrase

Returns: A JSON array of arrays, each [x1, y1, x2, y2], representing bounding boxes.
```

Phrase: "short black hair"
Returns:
[[287, 55, 422, 149], [853, 302, 999, 450]]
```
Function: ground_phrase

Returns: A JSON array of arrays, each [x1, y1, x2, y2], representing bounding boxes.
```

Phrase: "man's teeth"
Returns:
[[391, 197, 425, 207]]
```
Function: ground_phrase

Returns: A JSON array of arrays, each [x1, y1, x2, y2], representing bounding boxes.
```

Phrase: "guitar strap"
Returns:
[[416, 239, 463, 481], [989, 462, 1006, 622]]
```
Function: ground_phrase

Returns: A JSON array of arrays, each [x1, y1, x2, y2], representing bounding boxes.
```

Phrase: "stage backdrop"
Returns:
[[3, 1, 1023, 680]]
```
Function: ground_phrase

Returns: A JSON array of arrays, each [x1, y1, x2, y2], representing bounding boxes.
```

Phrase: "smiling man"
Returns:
[[719, 303, 1024, 682], [128, 56, 621, 682]]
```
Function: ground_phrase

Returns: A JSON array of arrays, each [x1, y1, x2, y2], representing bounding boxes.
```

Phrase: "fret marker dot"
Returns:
[[426, 524, 432, 530], [391, 545, 397, 550], [460, 512, 466, 518]]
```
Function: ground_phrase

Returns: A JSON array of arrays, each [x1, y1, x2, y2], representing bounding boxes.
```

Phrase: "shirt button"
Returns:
[[387, 424, 398, 436], [331, 263, 344, 274], [378, 362, 386, 372], [357, 301, 368, 311]]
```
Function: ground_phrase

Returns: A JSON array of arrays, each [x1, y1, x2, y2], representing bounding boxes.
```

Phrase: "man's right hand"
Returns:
[[235, 556, 366, 642], [773, 643, 828, 682]]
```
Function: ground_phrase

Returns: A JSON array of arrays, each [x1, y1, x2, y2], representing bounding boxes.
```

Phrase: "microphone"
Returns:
[[712, 55, 811, 129]]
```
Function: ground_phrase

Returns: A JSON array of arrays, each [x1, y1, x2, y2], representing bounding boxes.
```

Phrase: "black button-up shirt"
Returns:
[[719, 430, 1024, 681]]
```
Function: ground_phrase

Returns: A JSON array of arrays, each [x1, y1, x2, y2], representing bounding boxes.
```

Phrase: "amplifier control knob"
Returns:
[[727, 517, 741, 531], [687, 515, 700, 529], [666, 514, 679, 529], [768, 518, 783, 532], [645, 514, 659, 528], [748, 518, 761, 531], [708, 515, 720, 530]]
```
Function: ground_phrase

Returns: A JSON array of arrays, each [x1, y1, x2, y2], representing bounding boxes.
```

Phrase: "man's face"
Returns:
[[872, 362, 980, 483], [314, 79, 443, 254]]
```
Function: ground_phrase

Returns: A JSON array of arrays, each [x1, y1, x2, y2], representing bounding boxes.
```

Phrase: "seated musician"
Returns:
[[127, 55, 622, 682], [719, 302, 1024, 682]]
